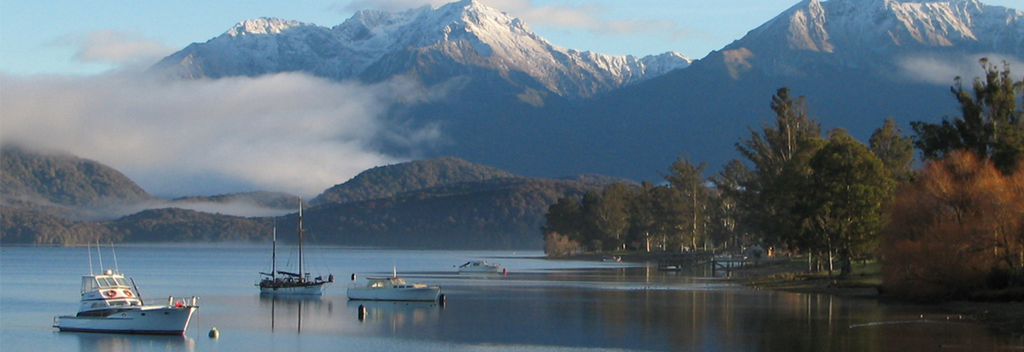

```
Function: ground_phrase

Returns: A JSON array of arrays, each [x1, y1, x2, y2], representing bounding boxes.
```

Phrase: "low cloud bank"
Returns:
[[1, 69, 440, 199], [898, 53, 1023, 86]]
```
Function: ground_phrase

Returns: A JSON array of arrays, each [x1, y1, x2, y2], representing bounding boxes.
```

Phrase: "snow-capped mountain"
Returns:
[[544, 0, 1023, 183], [709, 0, 1024, 78], [152, 0, 691, 100], [148, 0, 1022, 183]]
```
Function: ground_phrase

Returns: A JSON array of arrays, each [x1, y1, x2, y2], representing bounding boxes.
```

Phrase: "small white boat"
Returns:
[[53, 269, 198, 335], [347, 277, 441, 302], [457, 260, 502, 274]]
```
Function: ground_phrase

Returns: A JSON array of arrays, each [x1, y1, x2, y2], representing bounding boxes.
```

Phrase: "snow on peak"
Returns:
[[157, 1, 692, 97], [227, 18, 307, 36], [744, 0, 1022, 53], [327, 0, 689, 94]]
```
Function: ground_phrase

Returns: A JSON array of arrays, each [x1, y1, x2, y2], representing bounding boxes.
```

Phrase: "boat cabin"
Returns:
[[77, 270, 141, 315], [365, 277, 428, 289]]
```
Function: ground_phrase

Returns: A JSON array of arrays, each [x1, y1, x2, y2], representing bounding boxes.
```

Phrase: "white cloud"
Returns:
[[54, 29, 178, 69], [898, 53, 1024, 85], [0, 70, 439, 199]]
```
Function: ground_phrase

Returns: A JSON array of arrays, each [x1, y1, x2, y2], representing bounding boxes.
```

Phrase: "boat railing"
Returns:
[[167, 296, 200, 308]]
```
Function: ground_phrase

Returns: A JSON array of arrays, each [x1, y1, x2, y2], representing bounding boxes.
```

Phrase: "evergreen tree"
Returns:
[[627, 181, 659, 252], [736, 87, 825, 250], [912, 59, 1024, 174], [798, 129, 895, 276], [664, 157, 709, 250], [710, 159, 754, 249], [586, 183, 633, 251], [869, 118, 915, 182], [650, 185, 686, 251], [542, 196, 584, 250]]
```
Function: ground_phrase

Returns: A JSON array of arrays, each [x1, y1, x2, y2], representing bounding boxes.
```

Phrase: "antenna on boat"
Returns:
[[110, 242, 120, 273], [87, 242, 94, 275], [96, 241, 104, 273]]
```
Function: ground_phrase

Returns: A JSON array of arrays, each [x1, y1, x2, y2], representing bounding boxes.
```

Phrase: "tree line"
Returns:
[[542, 59, 1024, 299]]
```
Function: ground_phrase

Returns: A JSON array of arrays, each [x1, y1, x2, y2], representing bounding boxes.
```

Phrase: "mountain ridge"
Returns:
[[146, 0, 1023, 183], [151, 0, 691, 100]]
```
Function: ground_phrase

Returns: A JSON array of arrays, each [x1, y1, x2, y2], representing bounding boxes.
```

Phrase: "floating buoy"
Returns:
[[208, 327, 219, 338], [502, 268, 507, 275], [351, 273, 357, 281], [358, 304, 367, 322], [438, 294, 446, 307]]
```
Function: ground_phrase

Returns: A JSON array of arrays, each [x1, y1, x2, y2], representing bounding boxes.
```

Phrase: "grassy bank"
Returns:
[[733, 259, 882, 298]]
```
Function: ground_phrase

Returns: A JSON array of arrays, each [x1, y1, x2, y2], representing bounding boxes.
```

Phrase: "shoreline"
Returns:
[[722, 258, 1024, 339], [569, 252, 1024, 339]]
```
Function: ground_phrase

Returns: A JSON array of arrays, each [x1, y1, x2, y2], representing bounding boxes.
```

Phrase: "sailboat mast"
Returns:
[[272, 226, 277, 280], [298, 199, 303, 281]]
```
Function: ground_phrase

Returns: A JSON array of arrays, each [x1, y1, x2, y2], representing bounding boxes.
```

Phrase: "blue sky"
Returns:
[[5, 0, 1017, 76]]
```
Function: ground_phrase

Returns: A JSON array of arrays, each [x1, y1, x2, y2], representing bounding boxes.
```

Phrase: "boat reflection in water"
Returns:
[[350, 299, 442, 329], [69, 333, 194, 352], [258, 293, 334, 333]]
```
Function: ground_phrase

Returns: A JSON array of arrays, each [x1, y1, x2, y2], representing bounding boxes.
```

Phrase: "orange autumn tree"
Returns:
[[882, 151, 1024, 300]]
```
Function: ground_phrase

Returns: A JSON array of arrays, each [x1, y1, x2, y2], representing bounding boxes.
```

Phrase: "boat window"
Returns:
[[113, 277, 130, 287], [82, 278, 99, 292]]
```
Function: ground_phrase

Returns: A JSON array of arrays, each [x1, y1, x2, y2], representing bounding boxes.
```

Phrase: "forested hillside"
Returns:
[[304, 177, 599, 249], [311, 156, 516, 205], [1, 151, 601, 249], [0, 145, 154, 215], [105, 208, 273, 242]]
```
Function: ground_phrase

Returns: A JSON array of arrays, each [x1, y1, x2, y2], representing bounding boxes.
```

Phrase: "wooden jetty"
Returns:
[[657, 253, 714, 271], [657, 253, 783, 272]]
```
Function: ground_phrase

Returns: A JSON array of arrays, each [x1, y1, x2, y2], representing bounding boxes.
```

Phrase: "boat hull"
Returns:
[[258, 283, 327, 295], [347, 287, 441, 302], [459, 267, 501, 274], [54, 306, 197, 335]]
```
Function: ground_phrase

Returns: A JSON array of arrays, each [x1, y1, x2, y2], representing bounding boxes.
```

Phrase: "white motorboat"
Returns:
[[347, 276, 441, 302], [53, 269, 198, 335], [457, 260, 502, 274], [257, 201, 333, 295]]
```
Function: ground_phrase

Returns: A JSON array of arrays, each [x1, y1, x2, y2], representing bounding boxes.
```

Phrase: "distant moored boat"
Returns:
[[257, 200, 333, 295]]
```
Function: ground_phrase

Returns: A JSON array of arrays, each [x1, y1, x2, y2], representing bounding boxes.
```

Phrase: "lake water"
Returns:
[[2, 245, 1021, 352]]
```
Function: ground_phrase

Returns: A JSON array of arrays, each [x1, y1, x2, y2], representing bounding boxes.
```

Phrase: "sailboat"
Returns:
[[257, 200, 333, 295]]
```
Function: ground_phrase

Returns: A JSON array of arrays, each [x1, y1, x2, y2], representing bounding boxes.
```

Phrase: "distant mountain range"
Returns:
[[149, 0, 1024, 182], [151, 0, 691, 101], [2, 0, 1022, 249], [0, 146, 611, 248]]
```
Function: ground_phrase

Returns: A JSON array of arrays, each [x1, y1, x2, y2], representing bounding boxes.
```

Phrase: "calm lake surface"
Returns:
[[2, 245, 1021, 352]]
